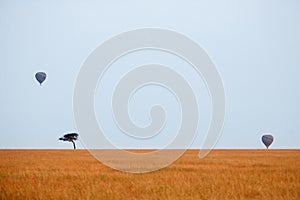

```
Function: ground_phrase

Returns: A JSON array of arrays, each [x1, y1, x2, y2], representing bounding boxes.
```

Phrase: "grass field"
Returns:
[[0, 150, 299, 200]]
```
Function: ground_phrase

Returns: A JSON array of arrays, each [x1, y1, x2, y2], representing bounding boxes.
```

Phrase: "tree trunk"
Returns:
[[71, 141, 76, 150]]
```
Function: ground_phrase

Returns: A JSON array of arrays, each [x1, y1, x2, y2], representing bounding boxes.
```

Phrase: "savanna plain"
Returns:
[[0, 150, 299, 200]]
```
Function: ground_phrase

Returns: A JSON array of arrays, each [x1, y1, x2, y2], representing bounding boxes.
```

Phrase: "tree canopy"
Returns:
[[59, 133, 79, 149]]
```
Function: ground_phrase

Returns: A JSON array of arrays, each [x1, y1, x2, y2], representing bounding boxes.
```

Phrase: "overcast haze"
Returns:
[[0, 0, 299, 149]]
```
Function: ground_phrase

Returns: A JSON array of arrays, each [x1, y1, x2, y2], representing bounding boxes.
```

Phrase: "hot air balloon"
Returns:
[[262, 135, 274, 149], [35, 72, 47, 85]]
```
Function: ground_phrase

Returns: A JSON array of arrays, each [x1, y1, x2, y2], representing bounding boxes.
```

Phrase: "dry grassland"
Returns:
[[0, 150, 299, 200]]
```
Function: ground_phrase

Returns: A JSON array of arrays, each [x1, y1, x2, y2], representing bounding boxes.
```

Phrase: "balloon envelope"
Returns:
[[35, 72, 47, 85], [262, 135, 274, 148]]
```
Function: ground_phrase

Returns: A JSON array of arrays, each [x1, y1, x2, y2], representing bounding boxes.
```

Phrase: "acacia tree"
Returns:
[[59, 133, 79, 149]]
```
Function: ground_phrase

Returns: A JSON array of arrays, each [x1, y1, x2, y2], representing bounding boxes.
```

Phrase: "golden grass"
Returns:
[[0, 150, 299, 200]]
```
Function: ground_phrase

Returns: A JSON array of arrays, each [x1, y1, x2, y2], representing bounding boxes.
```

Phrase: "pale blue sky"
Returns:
[[0, 0, 299, 149]]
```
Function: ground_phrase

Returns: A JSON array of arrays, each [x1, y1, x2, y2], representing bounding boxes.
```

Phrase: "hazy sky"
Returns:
[[1, 0, 299, 149]]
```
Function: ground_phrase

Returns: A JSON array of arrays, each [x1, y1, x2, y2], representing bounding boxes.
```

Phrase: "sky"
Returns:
[[0, 0, 299, 149]]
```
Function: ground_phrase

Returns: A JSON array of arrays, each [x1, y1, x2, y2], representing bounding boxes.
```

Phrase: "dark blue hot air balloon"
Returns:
[[262, 135, 274, 149], [35, 72, 47, 85]]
